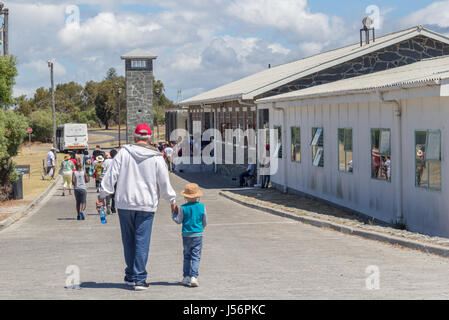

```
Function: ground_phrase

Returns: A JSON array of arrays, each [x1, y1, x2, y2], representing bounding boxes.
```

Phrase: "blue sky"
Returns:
[[8, 0, 449, 102]]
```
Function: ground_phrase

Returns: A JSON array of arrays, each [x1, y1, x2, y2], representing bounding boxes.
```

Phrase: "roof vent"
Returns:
[[360, 17, 375, 46]]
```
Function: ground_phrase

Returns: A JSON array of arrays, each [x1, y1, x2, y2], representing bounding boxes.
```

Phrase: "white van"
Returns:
[[56, 123, 89, 153]]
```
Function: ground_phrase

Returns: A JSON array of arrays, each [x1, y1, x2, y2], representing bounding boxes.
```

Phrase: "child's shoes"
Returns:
[[181, 276, 190, 286]]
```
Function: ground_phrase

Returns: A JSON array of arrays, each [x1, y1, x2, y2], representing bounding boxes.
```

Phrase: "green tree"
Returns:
[[95, 81, 114, 130], [14, 95, 34, 116], [153, 79, 174, 125], [28, 109, 53, 142], [105, 67, 118, 81], [0, 55, 18, 109]]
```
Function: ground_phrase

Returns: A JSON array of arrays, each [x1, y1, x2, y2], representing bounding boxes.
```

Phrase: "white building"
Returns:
[[256, 56, 449, 237]]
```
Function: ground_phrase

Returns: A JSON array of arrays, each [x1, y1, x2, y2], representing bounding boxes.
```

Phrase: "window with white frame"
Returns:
[[311, 127, 324, 167], [274, 126, 282, 159], [291, 127, 301, 163], [415, 130, 441, 190], [131, 60, 147, 68], [371, 129, 391, 181], [338, 128, 353, 173]]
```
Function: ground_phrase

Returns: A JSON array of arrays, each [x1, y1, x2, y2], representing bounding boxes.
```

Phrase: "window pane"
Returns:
[[379, 130, 391, 155], [312, 128, 324, 167], [291, 127, 301, 163], [429, 161, 442, 190], [338, 129, 345, 171], [275, 126, 282, 159], [371, 129, 381, 179], [425, 131, 441, 161], [344, 129, 353, 151], [372, 129, 391, 180], [415, 131, 427, 187], [347, 151, 353, 173]]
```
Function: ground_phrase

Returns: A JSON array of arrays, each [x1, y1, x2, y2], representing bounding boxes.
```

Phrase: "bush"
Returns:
[[0, 110, 28, 200]]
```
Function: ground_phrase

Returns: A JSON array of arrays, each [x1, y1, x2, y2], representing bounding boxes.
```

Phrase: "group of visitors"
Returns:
[[150, 141, 176, 172], [95, 124, 206, 290], [57, 145, 119, 220]]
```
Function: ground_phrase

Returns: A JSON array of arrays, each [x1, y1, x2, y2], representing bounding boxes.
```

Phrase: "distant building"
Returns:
[[180, 26, 449, 178], [257, 55, 449, 237]]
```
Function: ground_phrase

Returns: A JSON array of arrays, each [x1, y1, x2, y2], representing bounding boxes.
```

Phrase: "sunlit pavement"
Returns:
[[0, 172, 449, 300]]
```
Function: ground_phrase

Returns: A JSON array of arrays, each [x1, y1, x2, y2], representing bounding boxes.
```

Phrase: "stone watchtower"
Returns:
[[121, 49, 157, 143]]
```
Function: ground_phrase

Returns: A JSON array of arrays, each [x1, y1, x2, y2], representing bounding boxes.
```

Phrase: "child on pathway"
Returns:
[[172, 183, 207, 287], [72, 161, 89, 220], [94, 155, 104, 193]]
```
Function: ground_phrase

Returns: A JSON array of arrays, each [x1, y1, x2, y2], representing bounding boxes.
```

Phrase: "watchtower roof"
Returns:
[[121, 49, 157, 60]]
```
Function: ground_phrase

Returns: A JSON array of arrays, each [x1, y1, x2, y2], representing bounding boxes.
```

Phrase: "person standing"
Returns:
[[260, 144, 271, 189], [102, 149, 117, 215], [97, 124, 177, 291], [43, 147, 57, 180], [94, 155, 104, 193], [72, 161, 89, 221], [60, 155, 75, 196], [172, 183, 207, 287], [164, 143, 174, 173]]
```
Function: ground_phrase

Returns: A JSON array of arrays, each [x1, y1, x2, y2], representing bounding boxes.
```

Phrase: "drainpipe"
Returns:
[[273, 102, 288, 194], [377, 90, 404, 225]]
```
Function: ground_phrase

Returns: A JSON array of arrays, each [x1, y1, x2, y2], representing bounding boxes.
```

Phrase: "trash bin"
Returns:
[[12, 174, 23, 200]]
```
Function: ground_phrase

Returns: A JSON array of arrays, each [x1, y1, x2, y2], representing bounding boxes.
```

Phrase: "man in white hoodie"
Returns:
[[97, 123, 177, 291]]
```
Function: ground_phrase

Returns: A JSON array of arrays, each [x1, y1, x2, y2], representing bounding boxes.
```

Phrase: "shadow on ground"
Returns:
[[174, 172, 240, 190], [80, 282, 132, 290], [175, 172, 392, 229], [80, 281, 185, 290], [225, 187, 393, 228]]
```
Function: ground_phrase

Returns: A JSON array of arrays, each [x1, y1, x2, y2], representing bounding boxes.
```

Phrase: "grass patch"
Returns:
[[13, 144, 62, 201]]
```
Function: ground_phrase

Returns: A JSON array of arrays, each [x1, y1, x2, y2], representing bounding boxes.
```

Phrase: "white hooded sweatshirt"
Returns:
[[99, 144, 176, 212]]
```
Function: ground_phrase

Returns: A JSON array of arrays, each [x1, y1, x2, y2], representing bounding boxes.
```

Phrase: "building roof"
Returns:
[[181, 26, 449, 106], [255, 55, 449, 105], [121, 49, 157, 60]]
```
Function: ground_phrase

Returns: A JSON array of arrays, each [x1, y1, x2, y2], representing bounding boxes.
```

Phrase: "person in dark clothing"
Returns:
[[239, 164, 256, 187]]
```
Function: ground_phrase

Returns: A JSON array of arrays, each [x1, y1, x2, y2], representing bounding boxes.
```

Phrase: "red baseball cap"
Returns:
[[135, 123, 152, 136]]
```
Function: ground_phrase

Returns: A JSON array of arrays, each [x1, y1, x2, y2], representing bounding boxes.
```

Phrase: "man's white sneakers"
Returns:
[[182, 276, 191, 286], [190, 277, 199, 287]]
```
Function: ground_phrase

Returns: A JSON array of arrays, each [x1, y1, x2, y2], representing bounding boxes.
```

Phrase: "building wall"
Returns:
[[125, 69, 154, 143], [264, 36, 449, 98], [269, 96, 449, 237]]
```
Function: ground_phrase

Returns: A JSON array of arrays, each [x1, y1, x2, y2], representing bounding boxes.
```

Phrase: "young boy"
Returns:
[[94, 155, 104, 193], [172, 183, 207, 287]]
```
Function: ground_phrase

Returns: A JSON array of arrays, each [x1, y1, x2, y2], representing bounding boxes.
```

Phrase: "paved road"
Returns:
[[1, 172, 449, 300]]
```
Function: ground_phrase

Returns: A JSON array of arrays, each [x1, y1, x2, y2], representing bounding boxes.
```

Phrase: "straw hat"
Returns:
[[181, 183, 203, 199], [96, 155, 104, 162]]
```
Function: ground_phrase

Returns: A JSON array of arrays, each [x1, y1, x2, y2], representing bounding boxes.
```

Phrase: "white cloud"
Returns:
[[8, 0, 353, 100], [21, 60, 67, 77], [227, 0, 346, 42], [58, 12, 162, 52], [268, 43, 291, 55], [400, 1, 449, 28]]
